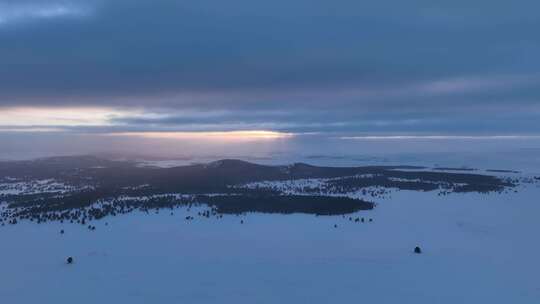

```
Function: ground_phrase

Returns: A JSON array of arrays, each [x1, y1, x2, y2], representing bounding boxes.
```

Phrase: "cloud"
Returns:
[[339, 135, 540, 140], [0, 0, 539, 138], [0, 106, 131, 126], [0, 1, 93, 26]]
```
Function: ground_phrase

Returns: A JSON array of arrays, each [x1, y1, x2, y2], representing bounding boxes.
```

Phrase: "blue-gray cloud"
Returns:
[[0, 0, 539, 135]]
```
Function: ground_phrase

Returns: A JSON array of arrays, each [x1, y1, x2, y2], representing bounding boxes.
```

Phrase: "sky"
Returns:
[[1, 0, 540, 160]]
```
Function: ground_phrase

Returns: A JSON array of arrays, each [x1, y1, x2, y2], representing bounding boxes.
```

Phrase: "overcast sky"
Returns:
[[1, 0, 540, 158]]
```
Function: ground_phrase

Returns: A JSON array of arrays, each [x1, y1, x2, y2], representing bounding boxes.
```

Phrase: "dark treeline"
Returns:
[[199, 195, 374, 215], [433, 167, 477, 171], [0, 194, 373, 226], [326, 176, 440, 192]]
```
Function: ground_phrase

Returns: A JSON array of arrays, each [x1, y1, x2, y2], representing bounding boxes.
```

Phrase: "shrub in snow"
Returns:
[[66, 257, 73, 264], [414, 246, 422, 254]]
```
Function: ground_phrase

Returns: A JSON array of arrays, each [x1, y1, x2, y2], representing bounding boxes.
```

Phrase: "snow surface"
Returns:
[[1, 178, 540, 303], [0, 179, 91, 195]]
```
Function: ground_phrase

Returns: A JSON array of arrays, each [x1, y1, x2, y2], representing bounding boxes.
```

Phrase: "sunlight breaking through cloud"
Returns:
[[107, 131, 295, 141]]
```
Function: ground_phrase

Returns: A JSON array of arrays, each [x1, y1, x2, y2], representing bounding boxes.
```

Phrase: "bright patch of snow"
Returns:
[[0, 179, 91, 195]]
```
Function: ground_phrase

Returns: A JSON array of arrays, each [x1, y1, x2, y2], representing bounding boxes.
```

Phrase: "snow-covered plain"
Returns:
[[1, 175, 539, 303]]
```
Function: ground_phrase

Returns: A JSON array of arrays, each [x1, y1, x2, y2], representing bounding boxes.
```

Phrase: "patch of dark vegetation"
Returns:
[[386, 170, 506, 186], [198, 195, 374, 215], [433, 167, 477, 171], [326, 176, 440, 192], [7, 189, 114, 210], [320, 170, 512, 194], [2, 194, 197, 224], [486, 169, 521, 173], [452, 184, 505, 193], [0, 194, 373, 226], [0, 155, 131, 184], [385, 170, 513, 193]]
